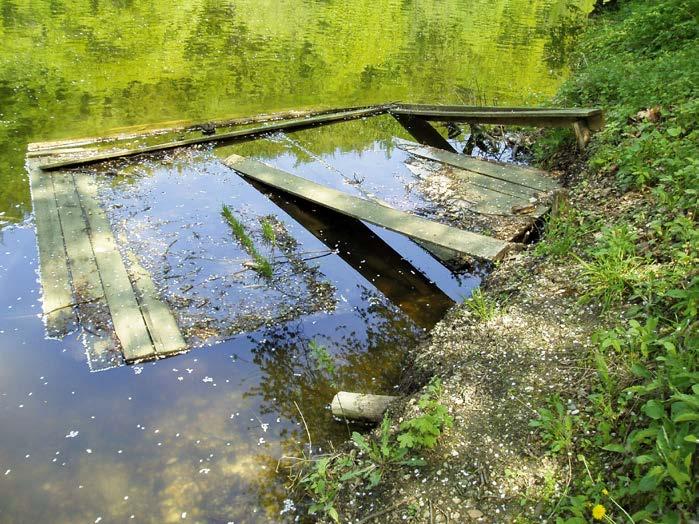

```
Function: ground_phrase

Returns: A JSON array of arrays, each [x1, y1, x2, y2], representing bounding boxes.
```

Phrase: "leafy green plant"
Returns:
[[296, 378, 452, 522], [397, 378, 453, 449], [309, 339, 336, 384], [529, 395, 575, 453], [464, 288, 498, 321]]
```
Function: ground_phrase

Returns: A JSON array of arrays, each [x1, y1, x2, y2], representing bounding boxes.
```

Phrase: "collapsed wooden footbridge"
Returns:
[[27, 102, 603, 366]]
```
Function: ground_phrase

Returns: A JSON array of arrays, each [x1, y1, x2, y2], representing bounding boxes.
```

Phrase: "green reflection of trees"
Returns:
[[1, 0, 593, 220]]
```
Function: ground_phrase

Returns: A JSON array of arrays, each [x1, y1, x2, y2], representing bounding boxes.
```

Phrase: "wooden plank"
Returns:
[[52, 173, 105, 304], [403, 161, 539, 216], [392, 113, 458, 153], [28, 104, 390, 154], [391, 104, 604, 128], [38, 105, 392, 171], [72, 172, 155, 362], [126, 251, 186, 356], [27, 162, 77, 335], [223, 155, 512, 261], [395, 139, 559, 193]]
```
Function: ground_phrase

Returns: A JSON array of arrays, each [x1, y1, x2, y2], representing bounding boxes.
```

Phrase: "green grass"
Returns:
[[464, 288, 498, 320], [221, 204, 274, 279], [530, 1, 698, 521], [260, 218, 277, 245]]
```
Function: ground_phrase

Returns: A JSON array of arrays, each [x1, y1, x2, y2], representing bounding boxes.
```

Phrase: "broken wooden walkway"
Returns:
[[28, 101, 601, 366], [28, 159, 186, 366]]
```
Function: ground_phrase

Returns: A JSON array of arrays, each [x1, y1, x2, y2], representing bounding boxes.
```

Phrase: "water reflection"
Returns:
[[1, 0, 594, 521], [1, 0, 593, 219]]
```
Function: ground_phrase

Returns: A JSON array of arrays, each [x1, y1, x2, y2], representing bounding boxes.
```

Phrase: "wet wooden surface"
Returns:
[[223, 154, 513, 261], [29, 166, 186, 365]]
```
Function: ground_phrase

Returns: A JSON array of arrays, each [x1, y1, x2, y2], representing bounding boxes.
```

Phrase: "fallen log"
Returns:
[[331, 392, 398, 423]]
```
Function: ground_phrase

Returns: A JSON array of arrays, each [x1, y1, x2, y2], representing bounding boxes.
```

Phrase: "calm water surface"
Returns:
[[0, 1, 592, 522]]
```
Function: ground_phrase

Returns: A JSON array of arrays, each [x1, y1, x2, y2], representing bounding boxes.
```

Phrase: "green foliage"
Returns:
[[397, 378, 453, 449], [464, 288, 498, 321], [531, 1, 698, 521], [534, 202, 595, 258], [577, 225, 646, 309], [298, 378, 451, 522], [309, 340, 336, 384], [260, 218, 277, 246], [529, 396, 575, 453], [221, 204, 274, 279]]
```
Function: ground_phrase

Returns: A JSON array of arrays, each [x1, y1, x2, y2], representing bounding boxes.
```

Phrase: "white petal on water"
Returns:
[[65, 430, 79, 438]]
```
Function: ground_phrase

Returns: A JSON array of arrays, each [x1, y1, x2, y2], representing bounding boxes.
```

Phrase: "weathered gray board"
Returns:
[[27, 161, 78, 336], [391, 104, 604, 128], [223, 155, 512, 261], [395, 139, 559, 194], [30, 166, 186, 364], [37, 105, 393, 171]]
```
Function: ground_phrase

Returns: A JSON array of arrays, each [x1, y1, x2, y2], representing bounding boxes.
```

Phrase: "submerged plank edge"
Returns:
[[223, 155, 511, 261], [27, 163, 77, 335], [395, 139, 559, 193]]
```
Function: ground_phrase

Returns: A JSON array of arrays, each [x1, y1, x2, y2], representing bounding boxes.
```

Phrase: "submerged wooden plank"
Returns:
[[52, 172, 123, 368], [38, 105, 392, 171], [126, 251, 186, 356], [392, 104, 604, 128], [52, 173, 104, 304], [403, 161, 540, 216], [28, 104, 389, 154], [223, 155, 511, 261], [72, 173, 155, 362], [395, 139, 559, 193], [27, 162, 77, 335]]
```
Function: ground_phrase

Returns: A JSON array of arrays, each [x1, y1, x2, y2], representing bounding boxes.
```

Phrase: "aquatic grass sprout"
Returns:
[[221, 204, 273, 279]]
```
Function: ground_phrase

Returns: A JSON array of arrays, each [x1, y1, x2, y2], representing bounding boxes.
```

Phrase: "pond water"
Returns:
[[0, 1, 593, 522]]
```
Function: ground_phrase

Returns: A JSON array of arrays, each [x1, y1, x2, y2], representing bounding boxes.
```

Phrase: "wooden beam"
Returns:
[[392, 113, 458, 153], [391, 104, 604, 129], [28, 103, 392, 155], [72, 172, 155, 362], [395, 139, 559, 193], [27, 162, 77, 335], [222, 155, 512, 261], [38, 105, 392, 171]]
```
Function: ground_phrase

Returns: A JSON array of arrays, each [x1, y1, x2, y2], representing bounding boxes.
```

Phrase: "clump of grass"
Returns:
[[534, 201, 595, 258], [577, 225, 646, 309], [221, 204, 273, 279], [464, 288, 498, 320], [260, 218, 277, 246]]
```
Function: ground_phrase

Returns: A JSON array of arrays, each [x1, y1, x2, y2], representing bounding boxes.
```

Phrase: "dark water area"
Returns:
[[0, 1, 593, 522]]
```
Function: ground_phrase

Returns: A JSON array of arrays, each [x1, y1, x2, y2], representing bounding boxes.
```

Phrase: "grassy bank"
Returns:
[[529, 1, 698, 521], [290, 2, 697, 522]]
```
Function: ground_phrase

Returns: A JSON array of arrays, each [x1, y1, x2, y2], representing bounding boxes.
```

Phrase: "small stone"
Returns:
[[468, 509, 483, 519]]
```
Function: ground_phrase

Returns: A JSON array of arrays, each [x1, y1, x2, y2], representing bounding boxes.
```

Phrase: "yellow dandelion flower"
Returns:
[[592, 504, 606, 520], [602, 488, 609, 496]]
